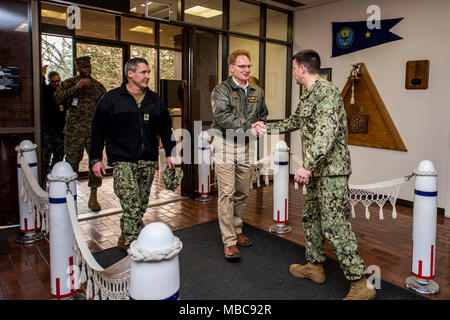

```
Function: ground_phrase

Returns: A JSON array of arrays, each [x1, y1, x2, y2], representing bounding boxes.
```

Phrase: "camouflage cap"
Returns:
[[74, 56, 91, 68], [163, 167, 183, 192]]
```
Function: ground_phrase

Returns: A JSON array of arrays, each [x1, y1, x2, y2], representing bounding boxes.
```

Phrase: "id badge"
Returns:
[[144, 113, 150, 122], [59, 105, 64, 112], [71, 98, 79, 107]]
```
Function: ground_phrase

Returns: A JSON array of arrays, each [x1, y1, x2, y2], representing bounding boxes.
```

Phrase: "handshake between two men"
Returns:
[[250, 121, 311, 186]]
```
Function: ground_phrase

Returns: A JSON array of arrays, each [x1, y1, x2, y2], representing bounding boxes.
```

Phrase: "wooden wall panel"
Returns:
[[0, 1, 35, 225]]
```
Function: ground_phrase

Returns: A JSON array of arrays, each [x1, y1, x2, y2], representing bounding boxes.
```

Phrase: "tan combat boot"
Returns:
[[117, 233, 127, 251], [343, 278, 376, 300], [88, 188, 101, 211], [289, 262, 326, 284]]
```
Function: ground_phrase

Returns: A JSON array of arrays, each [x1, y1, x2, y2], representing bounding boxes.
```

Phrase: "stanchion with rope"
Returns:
[[269, 141, 292, 234], [196, 131, 213, 202], [15, 140, 44, 244], [129, 222, 182, 300], [47, 161, 82, 299], [405, 160, 440, 295]]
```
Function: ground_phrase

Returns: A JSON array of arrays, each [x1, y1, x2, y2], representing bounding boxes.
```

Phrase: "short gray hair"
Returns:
[[124, 57, 149, 79]]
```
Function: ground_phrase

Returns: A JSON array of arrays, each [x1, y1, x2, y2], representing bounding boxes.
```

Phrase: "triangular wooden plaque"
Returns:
[[341, 63, 407, 152]]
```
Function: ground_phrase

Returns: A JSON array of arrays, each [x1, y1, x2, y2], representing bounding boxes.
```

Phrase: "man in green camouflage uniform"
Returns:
[[91, 58, 176, 250], [253, 49, 375, 300], [54, 56, 106, 211]]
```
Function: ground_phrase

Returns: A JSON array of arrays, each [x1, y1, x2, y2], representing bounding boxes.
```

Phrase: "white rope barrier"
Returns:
[[66, 192, 130, 300], [252, 152, 409, 220], [129, 237, 182, 262], [19, 156, 49, 232]]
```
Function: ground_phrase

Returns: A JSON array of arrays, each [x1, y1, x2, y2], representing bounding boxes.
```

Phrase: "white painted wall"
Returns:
[[291, 0, 450, 210]]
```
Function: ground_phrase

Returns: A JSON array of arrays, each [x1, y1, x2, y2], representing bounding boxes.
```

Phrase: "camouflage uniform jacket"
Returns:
[[267, 77, 351, 177], [211, 76, 268, 139], [54, 75, 106, 137]]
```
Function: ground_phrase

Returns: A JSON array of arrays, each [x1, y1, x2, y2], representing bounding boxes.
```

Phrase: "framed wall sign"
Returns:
[[300, 68, 332, 97]]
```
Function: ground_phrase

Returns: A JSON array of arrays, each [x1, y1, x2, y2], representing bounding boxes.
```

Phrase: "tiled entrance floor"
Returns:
[[1, 174, 448, 300]]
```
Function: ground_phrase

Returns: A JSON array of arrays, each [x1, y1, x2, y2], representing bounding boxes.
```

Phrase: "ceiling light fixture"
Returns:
[[41, 9, 67, 20], [129, 26, 154, 34], [185, 6, 222, 18]]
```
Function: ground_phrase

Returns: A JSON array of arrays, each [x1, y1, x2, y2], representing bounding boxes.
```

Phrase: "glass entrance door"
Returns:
[[75, 42, 125, 174], [76, 42, 124, 91]]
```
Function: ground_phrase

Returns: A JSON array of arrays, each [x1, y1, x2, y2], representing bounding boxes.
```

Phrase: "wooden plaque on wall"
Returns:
[[341, 63, 407, 152], [405, 60, 429, 89]]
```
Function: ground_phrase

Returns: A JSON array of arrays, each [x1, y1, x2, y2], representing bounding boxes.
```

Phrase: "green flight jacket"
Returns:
[[55, 75, 106, 138], [267, 77, 351, 177], [211, 77, 268, 139]]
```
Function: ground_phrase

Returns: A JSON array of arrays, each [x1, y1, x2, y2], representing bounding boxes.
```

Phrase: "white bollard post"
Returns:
[[405, 160, 440, 295], [269, 141, 292, 234], [129, 222, 182, 300], [196, 131, 213, 202], [48, 161, 80, 299], [15, 140, 44, 244]]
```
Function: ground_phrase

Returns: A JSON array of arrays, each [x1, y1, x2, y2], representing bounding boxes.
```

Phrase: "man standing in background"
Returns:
[[43, 71, 65, 173], [55, 56, 106, 211]]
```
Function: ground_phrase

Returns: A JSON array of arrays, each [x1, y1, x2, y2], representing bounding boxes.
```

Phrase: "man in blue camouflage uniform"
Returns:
[[253, 49, 375, 300]]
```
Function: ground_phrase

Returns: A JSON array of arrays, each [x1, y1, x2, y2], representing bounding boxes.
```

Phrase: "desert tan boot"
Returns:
[[343, 278, 376, 300], [289, 262, 326, 284], [117, 233, 127, 251], [88, 188, 101, 211]]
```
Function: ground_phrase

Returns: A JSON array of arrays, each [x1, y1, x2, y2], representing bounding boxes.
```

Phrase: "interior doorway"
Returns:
[[75, 41, 126, 175]]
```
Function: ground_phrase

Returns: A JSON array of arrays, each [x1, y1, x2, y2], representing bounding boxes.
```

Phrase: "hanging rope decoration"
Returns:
[[249, 150, 423, 220], [349, 64, 360, 105]]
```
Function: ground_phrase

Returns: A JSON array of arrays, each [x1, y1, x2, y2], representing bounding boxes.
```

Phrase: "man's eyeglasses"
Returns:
[[233, 64, 253, 69], [50, 79, 61, 83]]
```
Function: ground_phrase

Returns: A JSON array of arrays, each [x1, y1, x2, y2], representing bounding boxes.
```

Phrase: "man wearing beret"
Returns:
[[55, 55, 106, 211]]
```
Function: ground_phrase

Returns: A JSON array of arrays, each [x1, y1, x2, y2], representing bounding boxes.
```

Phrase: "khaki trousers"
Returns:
[[213, 136, 253, 247]]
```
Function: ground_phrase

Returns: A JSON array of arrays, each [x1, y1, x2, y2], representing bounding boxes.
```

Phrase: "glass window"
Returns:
[[41, 35, 73, 81], [129, 0, 177, 20], [121, 17, 155, 45], [266, 9, 288, 41], [265, 43, 286, 120], [75, 9, 116, 40], [159, 23, 182, 49], [131, 46, 157, 91], [229, 36, 259, 81], [40, 3, 68, 27], [184, 0, 222, 29], [160, 49, 182, 80], [230, 0, 259, 36], [193, 30, 219, 122], [76, 43, 123, 91]]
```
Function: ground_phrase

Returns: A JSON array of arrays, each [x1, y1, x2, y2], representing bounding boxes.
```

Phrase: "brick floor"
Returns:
[[0, 174, 448, 300]]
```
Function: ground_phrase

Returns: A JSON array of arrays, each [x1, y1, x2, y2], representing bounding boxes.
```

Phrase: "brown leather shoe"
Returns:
[[224, 245, 240, 260], [236, 233, 253, 247]]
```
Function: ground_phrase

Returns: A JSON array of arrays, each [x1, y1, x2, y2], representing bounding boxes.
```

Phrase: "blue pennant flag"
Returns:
[[332, 18, 403, 58]]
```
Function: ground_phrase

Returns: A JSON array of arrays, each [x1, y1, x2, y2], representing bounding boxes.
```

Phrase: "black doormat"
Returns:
[[93, 246, 128, 269], [0, 227, 19, 255], [92, 220, 427, 300]]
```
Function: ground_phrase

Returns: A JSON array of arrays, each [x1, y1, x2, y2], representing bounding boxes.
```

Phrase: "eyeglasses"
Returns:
[[233, 64, 253, 69], [50, 80, 61, 83]]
